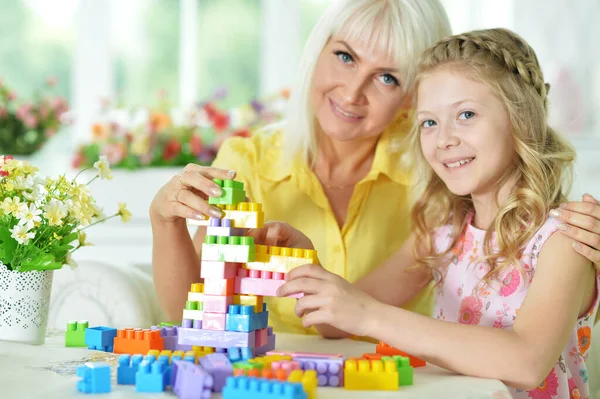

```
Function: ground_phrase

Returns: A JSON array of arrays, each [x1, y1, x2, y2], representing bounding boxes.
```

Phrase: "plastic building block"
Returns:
[[344, 358, 398, 390], [294, 356, 343, 387], [254, 245, 271, 263], [65, 320, 88, 347], [233, 294, 264, 313], [204, 278, 236, 296], [117, 354, 143, 385], [222, 376, 307, 399], [208, 179, 246, 205], [288, 370, 318, 399], [188, 282, 204, 301], [202, 235, 256, 263], [376, 342, 426, 367], [203, 312, 227, 330], [255, 327, 268, 347], [235, 269, 302, 298], [267, 350, 343, 359], [256, 327, 276, 356], [76, 362, 111, 394], [151, 325, 178, 351], [171, 360, 214, 399], [204, 294, 234, 313], [246, 247, 318, 274], [201, 261, 241, 279], [136, 358, 166, 393], [226, 304, 269, 332], [114, 328, 164, 355], [199, 353, 233, 392], [178, 320, 256, 348], [182, 309, 204, 322], [385, 355, 414, 386], [85, 326, 117, 352], [190, 202, 265, 229], [227, 347, 254, 362]]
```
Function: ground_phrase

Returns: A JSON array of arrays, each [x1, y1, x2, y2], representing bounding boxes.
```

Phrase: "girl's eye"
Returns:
[[378, 74, 400, 86], [334, 51, 353, 64], [458, 111, 476, 120], [421, 120, 437, 128]]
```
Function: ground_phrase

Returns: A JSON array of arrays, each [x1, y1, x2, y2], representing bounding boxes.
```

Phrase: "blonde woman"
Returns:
[[150, 0, 600, 335], [278, 28, 598, 397]]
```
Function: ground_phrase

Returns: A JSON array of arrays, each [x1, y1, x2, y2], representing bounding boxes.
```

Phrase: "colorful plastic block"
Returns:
[[171, 360, 214, 399], [201, 261, 241, 279], [199, 353, 233, 392], [235, 269, 302, 298], [178, 320, 256, 348], [151, 325, 179, 351], [65, 320, 88, 347], [114, 329, 164, 355], [344, 358, 398, 390], [382, 355, 414, 386], [204, 278, 236, 296], [376, 342, 426, 367], [117, 354, 144, 385], [227, 347, 254, 362], [208, 179, 246, 205], [190, 202, 265, 229], [226, 304, 269, 332], [204, 294, 234, 313], [203, 312, 227, 330], [233, 294, 264, 313], [187, 282, 204, 301], [254, 327, 268, 347], [294, 356, 343, 387], [85, 326, 117, 352], [256, 327, 276, 356], [288, 370, 318, 399], [136, 358, 166, 393], [76, 362, 111, 394], [223, 376, 307, 399], [267, 350, 343, 359], [246, 246, 318, 274], [202, 235, 256, 263]]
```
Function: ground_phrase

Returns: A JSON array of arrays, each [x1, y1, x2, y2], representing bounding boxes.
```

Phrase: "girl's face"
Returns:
[[311, 35, 408, 143], [417, 67, 516, 199]]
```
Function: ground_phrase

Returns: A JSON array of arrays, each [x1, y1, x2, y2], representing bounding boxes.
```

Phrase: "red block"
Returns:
[[255, 327, 268, 347]]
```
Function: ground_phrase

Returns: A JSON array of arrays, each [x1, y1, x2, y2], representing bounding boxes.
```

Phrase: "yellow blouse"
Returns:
[[211, 118, 434, 334]]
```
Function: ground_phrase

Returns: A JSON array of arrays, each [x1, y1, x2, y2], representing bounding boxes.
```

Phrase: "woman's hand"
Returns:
[[277, 264, 382, 337], [149, 164, 235, 223], [246, 221, 314, 250], [551, 194, 600, 270]]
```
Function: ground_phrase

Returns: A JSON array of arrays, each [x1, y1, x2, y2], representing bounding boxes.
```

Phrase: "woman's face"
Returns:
[[311, 35, 408, 143]]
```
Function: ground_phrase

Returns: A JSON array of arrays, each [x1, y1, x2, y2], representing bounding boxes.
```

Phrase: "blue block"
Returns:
[[136, 359, 166, 393], [85, 326, 117, 352], [226, 305, 269, 332], [222, 376, 307, 399], [117, 354, 143, 385], [76, 362, 111, 394], [228, 347, 254, 363]]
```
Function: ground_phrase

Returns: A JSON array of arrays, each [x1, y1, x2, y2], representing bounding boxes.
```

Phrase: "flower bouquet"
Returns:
[[0, 77, 70, 156], [0, 155, 130, 344], [72, 88, 289, 170]]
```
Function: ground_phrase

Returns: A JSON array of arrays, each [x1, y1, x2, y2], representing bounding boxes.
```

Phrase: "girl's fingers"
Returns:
[[277, 277, 326, 297], [301, 309, 328, 329], [294, 294, 326, 317], [285, 263, 330, 282]]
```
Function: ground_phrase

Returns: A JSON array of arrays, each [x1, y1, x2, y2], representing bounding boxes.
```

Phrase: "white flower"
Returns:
[[9, 224, 35, 245], [66, 253, 78, 270], [13, 175, 35, 191], [23, 183, 48, 203], [17, 203, 42, 227], [44, 199, 68, 226], [93, 156, 113, 180]]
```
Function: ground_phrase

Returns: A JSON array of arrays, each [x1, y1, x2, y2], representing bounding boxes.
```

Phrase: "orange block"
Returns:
[[362, 353, 384, 360], [376, 342, 426, 367], [114, 328, 164, 355]]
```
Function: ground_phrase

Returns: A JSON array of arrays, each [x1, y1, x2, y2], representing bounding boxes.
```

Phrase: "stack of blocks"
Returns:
[[179, 178, 317, 363]]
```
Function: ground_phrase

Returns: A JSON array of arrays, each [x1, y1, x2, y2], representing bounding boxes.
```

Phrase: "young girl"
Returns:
[[276, 28, 599, 397]]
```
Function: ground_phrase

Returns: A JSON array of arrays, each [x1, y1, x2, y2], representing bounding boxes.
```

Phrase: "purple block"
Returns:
[[295, 357, 344, 387], [177, 327, 255, 348], [151, 326, 179, 351], [199, 353, 233, 392], [171, 360, 213, 399]]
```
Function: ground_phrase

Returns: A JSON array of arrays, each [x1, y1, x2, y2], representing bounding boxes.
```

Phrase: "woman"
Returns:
[[150, 0, 600, 334]]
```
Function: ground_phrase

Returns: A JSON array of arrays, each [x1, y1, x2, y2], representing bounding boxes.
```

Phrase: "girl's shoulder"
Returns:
[[523, 216, 561, 259]]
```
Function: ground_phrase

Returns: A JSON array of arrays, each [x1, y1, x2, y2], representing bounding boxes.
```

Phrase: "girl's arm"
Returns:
[[368, 232, 595, 390]]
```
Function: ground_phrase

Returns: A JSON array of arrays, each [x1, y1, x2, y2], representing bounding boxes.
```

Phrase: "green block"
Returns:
[[65, 321, 88, 347], [159, 321, 180, 327], [232, 361, 262, 371], [208, 187, 246, 205], [383, 356, 413, 386]]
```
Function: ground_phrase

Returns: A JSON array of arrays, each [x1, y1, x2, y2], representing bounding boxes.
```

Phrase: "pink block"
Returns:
[[203, 312, 227, 330], [254, 328, 268, 347], [203, 295, 234, 313], [201, 261, 241, 279], [234, 276, 302, 298]]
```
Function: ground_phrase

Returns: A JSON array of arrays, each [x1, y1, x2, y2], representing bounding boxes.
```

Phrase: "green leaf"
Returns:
[[61, 232, 79, 245], [0, 225, 17, 264], [17, 252, 62, 272]]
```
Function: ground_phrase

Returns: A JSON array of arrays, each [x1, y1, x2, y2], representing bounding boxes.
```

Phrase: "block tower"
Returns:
[[182, 179, 318, 361]]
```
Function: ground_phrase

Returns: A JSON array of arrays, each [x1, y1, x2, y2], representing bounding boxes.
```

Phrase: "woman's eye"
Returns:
[[458, 111, 476, 120], [379, 74, 399, 86], [334, 51, 353, 64], [421, 120, 437, 128]]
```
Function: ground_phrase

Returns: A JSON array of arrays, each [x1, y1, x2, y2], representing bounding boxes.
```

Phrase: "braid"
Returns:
[[421, 28, 550, 110]]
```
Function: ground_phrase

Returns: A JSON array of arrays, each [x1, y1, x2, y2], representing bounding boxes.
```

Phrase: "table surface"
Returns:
[[0, 332, 510, 399]]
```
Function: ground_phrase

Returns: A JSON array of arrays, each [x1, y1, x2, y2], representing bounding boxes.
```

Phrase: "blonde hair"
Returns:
[[282, 0, 452, 163], [408, 28, 576, 285]]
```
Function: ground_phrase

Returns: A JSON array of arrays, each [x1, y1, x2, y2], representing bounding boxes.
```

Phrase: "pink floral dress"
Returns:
[[433, 216, 599, 399]]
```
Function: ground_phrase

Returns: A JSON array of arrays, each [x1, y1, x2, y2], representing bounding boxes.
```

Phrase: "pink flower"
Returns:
[[527, 368, 558, 398], [454, 230, 475, 261], [493, 320, 504, 329], [23, 115, 38, 129], [16, 104, 32, 120], [0, 107, 6, 118], [46, 76, 57, 87], [458, 296, 483, 325], [102, 143, 126, 165], [7, 91, 16, 101], [567, 377, 580, 399], [499, 268, 521, 297], [456, 287, 463, 297]]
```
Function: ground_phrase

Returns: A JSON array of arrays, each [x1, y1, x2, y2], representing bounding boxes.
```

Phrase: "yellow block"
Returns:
[[233, 294, 264, 313], [288, 369, 318, 399], [344, 359, 398, 390]]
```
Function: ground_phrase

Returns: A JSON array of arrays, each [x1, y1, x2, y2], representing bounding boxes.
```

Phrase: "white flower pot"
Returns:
[[0, 262, 54, 345]]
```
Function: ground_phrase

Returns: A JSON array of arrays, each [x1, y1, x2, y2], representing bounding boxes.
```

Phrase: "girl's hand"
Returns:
[[551, 193, 600, 270], [150, 164, 235, 223], [277, 264, 381, 337], [246, 221, 314, 250]]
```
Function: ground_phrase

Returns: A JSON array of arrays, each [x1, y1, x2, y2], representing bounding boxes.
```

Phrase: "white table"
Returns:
[[0, 332, 510, 399]]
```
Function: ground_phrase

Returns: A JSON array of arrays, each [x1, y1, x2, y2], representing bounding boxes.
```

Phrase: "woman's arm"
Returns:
[[367, 232, 595, 390]]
